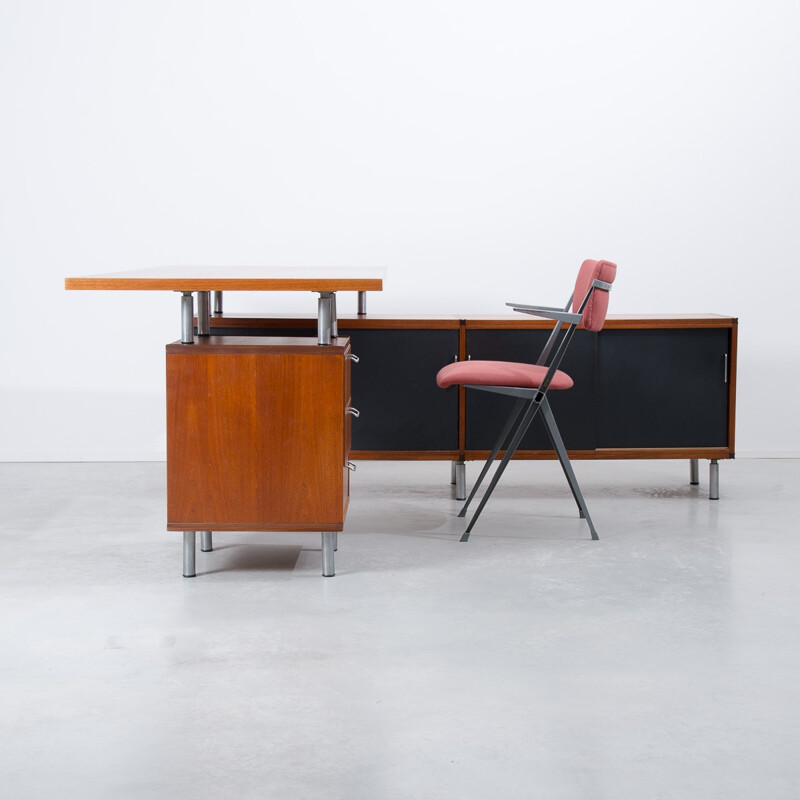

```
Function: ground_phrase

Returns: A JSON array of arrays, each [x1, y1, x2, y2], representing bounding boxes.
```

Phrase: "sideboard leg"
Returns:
[[180, 292, 195, 344], [455, 461, 466, 501], [183, 531, 196, 577], [322, 532, 336, 577], [690, 458, 699, 485], [709, 459, 720, 500], [357, 291, 367, 316], [200, 531, 213, 552], [212, 291, 223, 316], [196, 291, 211, 336]]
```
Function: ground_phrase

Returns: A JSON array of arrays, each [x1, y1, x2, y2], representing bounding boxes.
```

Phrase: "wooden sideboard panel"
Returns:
[[166, 336, 350, 531]]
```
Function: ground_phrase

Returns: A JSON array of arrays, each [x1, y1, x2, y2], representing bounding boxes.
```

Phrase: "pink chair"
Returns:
[[437, 259, 617, 541]]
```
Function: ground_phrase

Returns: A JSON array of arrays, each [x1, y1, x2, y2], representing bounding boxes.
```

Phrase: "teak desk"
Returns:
[[65, 266, 385, 577]]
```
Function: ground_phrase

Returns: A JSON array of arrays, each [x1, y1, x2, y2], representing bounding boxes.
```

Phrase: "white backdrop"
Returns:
[[1, 0, 798, 460]]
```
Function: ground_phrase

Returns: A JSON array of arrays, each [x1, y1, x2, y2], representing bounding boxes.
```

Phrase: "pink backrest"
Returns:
[[573, 259, 617, 332]]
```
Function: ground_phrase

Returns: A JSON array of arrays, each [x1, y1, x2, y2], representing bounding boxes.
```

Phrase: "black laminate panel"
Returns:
[[597, 329, 730, 447], [464, 329, 597, 450], [339, 328, 459, 451]]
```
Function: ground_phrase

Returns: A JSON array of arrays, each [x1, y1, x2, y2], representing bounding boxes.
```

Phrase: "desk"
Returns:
[[65, 265, 385, 345], [66, 267, 385, 577]]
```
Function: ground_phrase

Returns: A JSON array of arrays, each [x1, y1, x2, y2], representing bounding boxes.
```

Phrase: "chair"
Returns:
[[436, 258, 617, 541]]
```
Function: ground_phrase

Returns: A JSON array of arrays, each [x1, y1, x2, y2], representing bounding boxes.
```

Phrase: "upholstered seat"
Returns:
[[437, 360, 574, 391]]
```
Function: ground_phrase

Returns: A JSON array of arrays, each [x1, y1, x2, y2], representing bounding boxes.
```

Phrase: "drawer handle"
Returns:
[[346, 353, 360, 363], [346, 407, 360, 418], [346, 461, 357, 472]]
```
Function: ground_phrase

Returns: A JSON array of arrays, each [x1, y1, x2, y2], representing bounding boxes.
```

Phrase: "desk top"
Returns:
[[65, 266, 385, 292]]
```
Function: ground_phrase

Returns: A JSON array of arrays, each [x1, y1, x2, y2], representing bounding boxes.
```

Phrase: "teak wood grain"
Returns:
[[65, 266, 385, 292], [167, 337, 350, 531]]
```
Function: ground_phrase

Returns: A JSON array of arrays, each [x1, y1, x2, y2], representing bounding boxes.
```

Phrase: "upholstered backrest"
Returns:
[[573, 259, 617, 332]]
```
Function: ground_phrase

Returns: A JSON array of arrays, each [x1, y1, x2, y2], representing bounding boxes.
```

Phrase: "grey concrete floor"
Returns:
[[1, 458, 799, 799]]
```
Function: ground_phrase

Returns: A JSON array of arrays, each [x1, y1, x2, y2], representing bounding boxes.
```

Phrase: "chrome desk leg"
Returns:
[[358, 291, 367, 316], [180, 292, 194, 344], [454, 461, 466, 501], [690, 458, 699, 485], [196, 291, 210, 336], [331, 292, 338, 338], [333, 531, 338, 552], [317, 292, 333, 345], [451, 460, 456, 484], [200, 531, 213, 552], [183, 531, 196, 577], [212, 291, 223, 316], [709, 459, 719, 500], [322, 532, 336, 577]]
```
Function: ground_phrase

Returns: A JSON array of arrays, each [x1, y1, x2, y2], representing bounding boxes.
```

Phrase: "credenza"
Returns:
[[205, 313, 737, 498]]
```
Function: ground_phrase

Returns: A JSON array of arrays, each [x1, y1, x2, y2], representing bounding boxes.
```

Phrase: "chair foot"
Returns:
[[459, 531, 471, 543]]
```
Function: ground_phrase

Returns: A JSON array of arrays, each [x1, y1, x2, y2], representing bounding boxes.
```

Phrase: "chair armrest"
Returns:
[[507, 303, 582, 325]]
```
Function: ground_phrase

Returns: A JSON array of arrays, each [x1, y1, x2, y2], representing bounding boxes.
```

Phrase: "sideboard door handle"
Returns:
[[346, 407, 360, 418], [346, 353, 360, 363]]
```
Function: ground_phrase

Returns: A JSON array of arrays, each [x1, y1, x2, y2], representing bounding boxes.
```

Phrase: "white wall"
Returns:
[[1, 0, 798, 461]]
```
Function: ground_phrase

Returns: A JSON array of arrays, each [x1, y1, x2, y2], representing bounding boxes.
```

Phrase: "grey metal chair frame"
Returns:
[[458, 277, 613, 542]]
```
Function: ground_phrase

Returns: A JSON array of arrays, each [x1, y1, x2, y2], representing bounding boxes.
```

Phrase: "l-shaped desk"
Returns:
[[66, 268, 737, 578]]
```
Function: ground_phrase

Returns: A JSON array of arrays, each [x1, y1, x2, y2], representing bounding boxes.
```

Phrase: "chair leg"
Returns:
[[459, 397, 526, 518], [540, 399, 598, 540], [462, 397, 543, 541]]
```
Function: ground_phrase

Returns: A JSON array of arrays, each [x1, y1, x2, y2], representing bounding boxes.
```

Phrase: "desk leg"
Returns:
[[183, 531, 196, 577], [331, 292, 338, 337], [180, 292, 195, 344], [200, 531, 213, 552], [197, 292, 211, 336], [322, 531, 336, 576], [690, 458, 699, 485], [212, 291, 223, 316], [317, 292, 333, 345], [358, 291, 367, 316]]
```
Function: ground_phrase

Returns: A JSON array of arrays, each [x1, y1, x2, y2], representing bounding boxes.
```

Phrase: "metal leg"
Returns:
[[358, 291, 367, 316], [451, 460, 457, 484], [212, 291, 223, 316], [709, 459, 719, 500], [317, 292, 333, 345], [331, 292, 338, 338], [455, 461, 466, 501], [183, 531, 196, 577], [462, 396, 543, 541], [690, 458, 699, 485], [333, 531, 338, 552], [540, 399, 598, 540], [196, 291, 211, 336], [180, 292, 194, 344], [459, 397, 526, 518], [322, 531, 336, 577], [200, 531, 213, 552]]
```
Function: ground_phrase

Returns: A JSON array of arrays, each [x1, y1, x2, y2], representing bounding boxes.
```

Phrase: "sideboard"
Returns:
[[205, 313, 737, 499]]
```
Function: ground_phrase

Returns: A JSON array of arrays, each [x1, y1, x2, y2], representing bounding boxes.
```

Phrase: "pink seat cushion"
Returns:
[[574, 259, 617, 332], [436, 360, 574, 390]]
